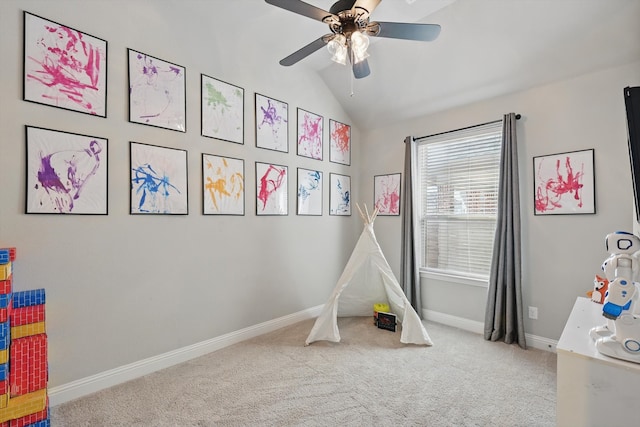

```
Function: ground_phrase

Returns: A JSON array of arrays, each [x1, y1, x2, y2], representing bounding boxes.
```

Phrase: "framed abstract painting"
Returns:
[[23, 11, 108, 117], [128, 49, 186, 132], [297, 108, 323, 160], [201, 74, 244, 144], [130, 142, 188, 214], [255, 93, 288, 153], [297, 168, 323, 216], [533, 148, 595, 215], [329, 119, 351, 165], [374, 173, 401, 216], [329, 173, 351, 216], [202, 154, 244, 215], [26, 126, 108, 214], [255, 162, 288, 215]]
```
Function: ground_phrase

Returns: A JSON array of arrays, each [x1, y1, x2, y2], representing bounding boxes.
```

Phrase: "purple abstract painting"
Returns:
[[255, 93, 288, 152], [26, 126, 108, 214], [128, 49, 186, 132]]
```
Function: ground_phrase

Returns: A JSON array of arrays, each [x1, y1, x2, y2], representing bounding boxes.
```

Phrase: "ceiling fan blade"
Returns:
[[279, 37, 327, 66], [373, 22, 441, 41], [351, 0, 381, 18], [353, 59, 371, 79], [265, 0, 337, 23]]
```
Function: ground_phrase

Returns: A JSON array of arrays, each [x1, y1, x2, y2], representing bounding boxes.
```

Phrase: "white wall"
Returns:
[[0, 0, 362, 390], [362, 60, 640, 341]]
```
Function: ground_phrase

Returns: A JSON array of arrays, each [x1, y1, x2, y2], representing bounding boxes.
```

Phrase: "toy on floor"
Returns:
[[589, 232, 640, 364], [587, 274, 609, 303], [0, 247, 49, 426]]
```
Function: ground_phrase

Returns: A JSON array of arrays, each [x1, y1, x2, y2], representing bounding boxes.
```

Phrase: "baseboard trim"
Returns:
[[422, 309, 485, 334], [49, 305, 323, 407], [422, 309, 557, 352]]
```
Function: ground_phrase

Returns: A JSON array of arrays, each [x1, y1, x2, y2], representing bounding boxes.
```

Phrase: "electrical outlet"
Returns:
[[528, 306, 538, 320]]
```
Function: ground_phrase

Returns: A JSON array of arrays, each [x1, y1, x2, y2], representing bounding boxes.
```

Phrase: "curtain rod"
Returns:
[[415, 114, 521, 141]]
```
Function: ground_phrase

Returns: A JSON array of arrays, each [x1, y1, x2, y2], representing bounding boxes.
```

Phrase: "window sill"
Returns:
[[419, 270, 489, 288]]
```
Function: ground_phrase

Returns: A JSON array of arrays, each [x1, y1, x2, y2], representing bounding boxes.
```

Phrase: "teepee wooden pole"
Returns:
[[356, 203, 367, 222], [371, 206, 379, 222], [364, 204, 371, 222]]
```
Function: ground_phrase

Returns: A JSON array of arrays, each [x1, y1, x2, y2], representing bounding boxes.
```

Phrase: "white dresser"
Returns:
[[556, 297, 640, 426]]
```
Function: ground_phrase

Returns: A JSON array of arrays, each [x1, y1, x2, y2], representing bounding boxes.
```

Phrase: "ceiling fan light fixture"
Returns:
[[327, 34, 347, 65], [350, 31, 369, 64]]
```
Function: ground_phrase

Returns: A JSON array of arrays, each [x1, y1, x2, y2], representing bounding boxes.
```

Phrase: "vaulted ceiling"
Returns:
[[259, 0, 640, 131]]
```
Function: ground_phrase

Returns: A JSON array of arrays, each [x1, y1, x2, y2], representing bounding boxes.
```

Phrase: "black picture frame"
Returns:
[[23, 11, 108, 117], [533, 149, 595, 215], [255, 93, 288, 153], [128, 49, 186, 133], [25, 125, 108, 215], [130, 142, 188, 215], [202, 153, 245, 215]]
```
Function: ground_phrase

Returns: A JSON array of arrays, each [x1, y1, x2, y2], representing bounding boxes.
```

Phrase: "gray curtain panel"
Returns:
[[401, 136, 422, 317], [484, 113, 526, 349]]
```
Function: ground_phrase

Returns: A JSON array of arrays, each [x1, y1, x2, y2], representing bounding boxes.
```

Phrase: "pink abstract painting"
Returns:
[[297, 108, 323, 160], [533, 149, 595, 215], [374, 173, 401, 216], [23, 12, 107, 117], [256, 162, 288, 215]]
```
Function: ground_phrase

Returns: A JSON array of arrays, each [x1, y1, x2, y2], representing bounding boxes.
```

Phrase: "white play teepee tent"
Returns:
[[306, 205, 433, 346]]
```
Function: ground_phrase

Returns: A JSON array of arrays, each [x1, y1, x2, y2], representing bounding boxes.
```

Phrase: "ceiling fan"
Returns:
[[264, 0, 441, 79]]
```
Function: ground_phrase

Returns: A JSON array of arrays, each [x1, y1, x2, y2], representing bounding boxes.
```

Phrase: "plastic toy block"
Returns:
[[0, 365, 7, 382], [8, 399, 47, 426], [10, 323, 45, 341], [0, 380, 7, 395], [0, 265, 10, 282], [11, 292, 44, 310], [0, 297, 10, 311], [0, 388, 47, 423], [0, 350, 7, 366], [10, 307, 44, 328], [0, 279, 11, 296], [0, 252, 8, 265], [0, 310, 7, 324], [0, 394, 7, 409], [0, 421, 6, 427], [0, 249, 15, 264]]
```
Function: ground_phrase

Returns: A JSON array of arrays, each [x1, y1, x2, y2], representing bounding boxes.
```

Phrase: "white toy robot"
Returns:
[[589, 231, 640, 363]]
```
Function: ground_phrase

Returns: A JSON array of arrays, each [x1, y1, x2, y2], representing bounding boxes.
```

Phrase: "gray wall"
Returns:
[[0, 0, 361, 388], [361, 60, 640, 340]]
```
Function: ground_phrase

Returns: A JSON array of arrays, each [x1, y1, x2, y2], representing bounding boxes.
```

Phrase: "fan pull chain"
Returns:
[[350, 69, 354, 97]]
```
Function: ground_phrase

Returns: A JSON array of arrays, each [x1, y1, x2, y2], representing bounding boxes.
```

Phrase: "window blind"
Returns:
[[416, 121, 502, 280]]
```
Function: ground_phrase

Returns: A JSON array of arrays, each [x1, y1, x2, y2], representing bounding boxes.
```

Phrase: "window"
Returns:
[[415, 121, 502, 283]]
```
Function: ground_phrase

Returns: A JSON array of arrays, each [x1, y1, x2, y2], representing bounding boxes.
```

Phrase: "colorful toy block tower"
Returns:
[[0, 248, 49, 427]]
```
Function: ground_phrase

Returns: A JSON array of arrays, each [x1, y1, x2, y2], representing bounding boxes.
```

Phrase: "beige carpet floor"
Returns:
[[51, 317, 557, 426]]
